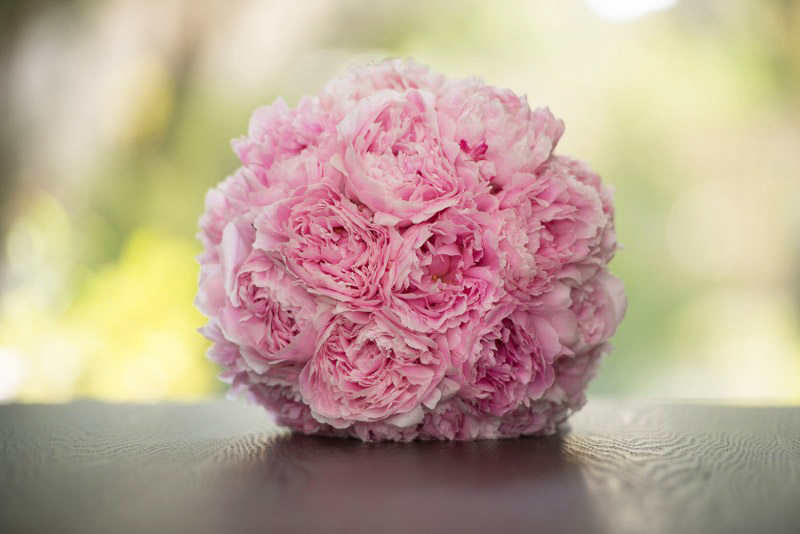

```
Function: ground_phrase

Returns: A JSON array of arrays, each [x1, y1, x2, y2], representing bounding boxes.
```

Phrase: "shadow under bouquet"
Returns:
[[196, 59, 626, 441]]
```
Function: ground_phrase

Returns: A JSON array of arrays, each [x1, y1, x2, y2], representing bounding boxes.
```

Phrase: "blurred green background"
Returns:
[[1, 0, 799, 403]]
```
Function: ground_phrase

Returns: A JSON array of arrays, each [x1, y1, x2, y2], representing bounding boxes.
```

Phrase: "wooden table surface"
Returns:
[[1, 400, 798, 533]]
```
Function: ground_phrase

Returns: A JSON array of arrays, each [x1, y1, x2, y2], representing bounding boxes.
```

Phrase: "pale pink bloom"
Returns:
[[385, 207, 504, 333], [545, 343, 612, 409], [557, 155, 619, 267], [249, 383, 347, 437], [197, 167, 277, 264], [320, 58, 446, 113], [457, 304, 561, 417], [496, 399, 568, 437], [201, 319, 242, 372], [232, 97, 328, 185], [499, 155, 610, 298], [333, 88, 470, 226], [567, 271, 627, 353], [435, 79, 564, 190], [419, 400, 480, 440], [254, 181, 397, 311], [216, 219, 323, 375], [196, 167, 302, 319], [299, 313, 448, 428]]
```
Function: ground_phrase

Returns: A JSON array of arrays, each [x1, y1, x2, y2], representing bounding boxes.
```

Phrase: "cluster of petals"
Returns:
[[197, 59, 625, 441]]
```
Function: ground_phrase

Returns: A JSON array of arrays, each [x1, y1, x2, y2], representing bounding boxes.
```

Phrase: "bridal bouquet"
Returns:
[[196, 59, 625, 441]]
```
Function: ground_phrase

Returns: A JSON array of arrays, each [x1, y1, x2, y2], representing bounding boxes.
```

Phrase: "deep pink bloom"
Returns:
[[196, 59, 626, 441]]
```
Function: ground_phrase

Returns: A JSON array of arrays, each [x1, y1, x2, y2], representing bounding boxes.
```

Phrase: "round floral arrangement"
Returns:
[[196, 59, 626, 441]]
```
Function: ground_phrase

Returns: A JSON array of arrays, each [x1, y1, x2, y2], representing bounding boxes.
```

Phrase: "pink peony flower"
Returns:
[[216, 218, 323, 377], [333, 88, 471, 226], [196, 59, 626, 441], [249, 383, 347, 437], [545, 343, 612, 409], [385, 206, 504, 333], [298, 312, 448, 428], [457, 304, 561, 417], [498, 154, 613, 298], [559, 155, 619, 267], [435, 79, 565, 190], [254, 181, 397, 311], [567, 270, 627, 353], [232, 96, 328, 185]]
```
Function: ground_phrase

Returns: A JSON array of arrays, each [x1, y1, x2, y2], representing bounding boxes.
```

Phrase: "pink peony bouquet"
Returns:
[[196, 59, 626, 441]]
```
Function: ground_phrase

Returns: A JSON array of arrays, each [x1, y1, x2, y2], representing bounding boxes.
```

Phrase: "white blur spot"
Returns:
[[0, 347, 28, 401], [585, 0, 678, 22]]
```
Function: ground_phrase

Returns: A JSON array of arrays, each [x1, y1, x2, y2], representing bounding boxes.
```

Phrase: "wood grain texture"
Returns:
[[1, 400, 798, 533]]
